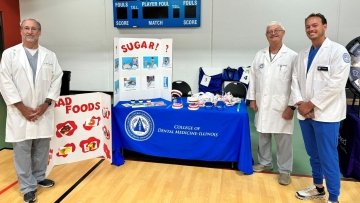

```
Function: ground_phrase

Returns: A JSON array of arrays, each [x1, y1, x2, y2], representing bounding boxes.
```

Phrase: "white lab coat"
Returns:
[[291, 38, 350, 122], [247, 45, 297, 134], [0, 44, 63, 142]]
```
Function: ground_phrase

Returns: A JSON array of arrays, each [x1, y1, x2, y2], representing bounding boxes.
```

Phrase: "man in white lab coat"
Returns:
[[0, 18, 63, 203], [292, 13, 350, 203], [246, 21, 297, 185]]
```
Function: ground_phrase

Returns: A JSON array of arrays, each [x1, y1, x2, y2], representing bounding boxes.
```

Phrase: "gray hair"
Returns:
[[20, 18, 41, 31], [266, 21, 285, 31]]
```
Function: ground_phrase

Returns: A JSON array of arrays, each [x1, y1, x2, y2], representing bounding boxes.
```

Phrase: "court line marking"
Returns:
[[0, 180, 18, 195], [54, 158, 105, 203]]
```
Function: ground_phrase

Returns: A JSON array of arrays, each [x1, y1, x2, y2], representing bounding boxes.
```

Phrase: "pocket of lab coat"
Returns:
[[41, 65, 53, 81], [255, 67, 265, 79], [272, 95, 287, 112], [279, 65, 291, 80], [314, 65, 330, 81], [6, 106, 27, 140]]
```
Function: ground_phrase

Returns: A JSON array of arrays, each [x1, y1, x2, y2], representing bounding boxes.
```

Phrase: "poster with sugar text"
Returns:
[[113, 38, 173, 105]]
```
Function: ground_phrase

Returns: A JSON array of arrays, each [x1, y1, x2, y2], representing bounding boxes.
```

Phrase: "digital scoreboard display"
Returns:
[[113, 0, 201, 28]]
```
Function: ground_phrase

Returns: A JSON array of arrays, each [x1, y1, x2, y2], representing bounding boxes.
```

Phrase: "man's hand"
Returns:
[[282, 107, 294, 120], [14, 101, 50, 122], [34, 103, 49, 119], [14, 102, 37, 122], [304, 109, 315, 119], [297, 101, 315, 118], [249, 100, 258, 112]]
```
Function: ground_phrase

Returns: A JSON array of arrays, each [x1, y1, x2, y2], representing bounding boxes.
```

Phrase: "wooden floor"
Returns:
[[1, 149, 359, 203]]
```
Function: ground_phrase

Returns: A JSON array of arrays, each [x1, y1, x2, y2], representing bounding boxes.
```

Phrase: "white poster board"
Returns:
[[46, 93, 112, 175], [113, 38, 173, 105]]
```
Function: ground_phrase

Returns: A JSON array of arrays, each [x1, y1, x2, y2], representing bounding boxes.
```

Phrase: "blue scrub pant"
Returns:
[[299, 119, 340, 202]]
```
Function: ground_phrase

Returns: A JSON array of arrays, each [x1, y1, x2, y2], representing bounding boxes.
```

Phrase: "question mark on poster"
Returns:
[[165, 44, 169, 52]]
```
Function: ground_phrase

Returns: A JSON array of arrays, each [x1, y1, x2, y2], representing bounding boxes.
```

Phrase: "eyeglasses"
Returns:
[[22, 26, 40, 32], [266, 29, 284, 35]]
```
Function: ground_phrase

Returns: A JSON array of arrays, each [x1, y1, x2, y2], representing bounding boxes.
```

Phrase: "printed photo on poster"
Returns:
[[114, 58, 119, 71], [163, 76, 169, 88], [162, 57, 170, 67], [114, 80, 119, 94], [124, 77, 137, 89], [122, 57, 139, 70], [147, 75, 155, 88], [143, 56, 158, 69]]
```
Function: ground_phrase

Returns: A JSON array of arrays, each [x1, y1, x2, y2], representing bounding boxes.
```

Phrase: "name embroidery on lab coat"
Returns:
[[317, 66, 328, 71]]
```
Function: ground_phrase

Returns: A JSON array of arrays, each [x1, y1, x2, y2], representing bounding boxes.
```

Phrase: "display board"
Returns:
[[113, 0, 201, 28], [46, 93, 113, 175], [113, 38, 173, 105]]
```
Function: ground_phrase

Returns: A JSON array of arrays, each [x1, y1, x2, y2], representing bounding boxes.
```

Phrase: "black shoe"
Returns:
[[38, 179, 55, 188], [24, 190, 36, 203]]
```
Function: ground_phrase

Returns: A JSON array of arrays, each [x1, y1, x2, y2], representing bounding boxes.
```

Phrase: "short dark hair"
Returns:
[[305, 13, 327, 25]]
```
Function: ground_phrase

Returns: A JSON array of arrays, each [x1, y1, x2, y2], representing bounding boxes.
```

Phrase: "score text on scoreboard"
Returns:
[[113, 0, 201, 28]]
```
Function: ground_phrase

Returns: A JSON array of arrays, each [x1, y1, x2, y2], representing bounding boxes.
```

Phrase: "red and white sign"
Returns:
[[46, 92, 112, 175]]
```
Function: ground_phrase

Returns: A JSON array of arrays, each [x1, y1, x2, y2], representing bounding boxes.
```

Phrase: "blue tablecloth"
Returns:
[[112, 98, 253, 174]]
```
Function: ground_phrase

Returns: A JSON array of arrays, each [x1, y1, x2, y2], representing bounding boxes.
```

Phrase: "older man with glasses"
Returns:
[[0, 18, 63, 203], [246, 21, 297, 185]]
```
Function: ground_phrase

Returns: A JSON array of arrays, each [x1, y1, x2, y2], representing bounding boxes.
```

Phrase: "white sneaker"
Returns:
[[295, 185, 326, 200]]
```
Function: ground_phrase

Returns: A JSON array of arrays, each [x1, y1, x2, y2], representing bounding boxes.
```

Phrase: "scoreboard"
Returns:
[[113, 0, 201, 28]]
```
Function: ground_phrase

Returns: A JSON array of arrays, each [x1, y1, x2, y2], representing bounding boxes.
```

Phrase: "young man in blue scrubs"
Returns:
[[291, 13, 351, 203]]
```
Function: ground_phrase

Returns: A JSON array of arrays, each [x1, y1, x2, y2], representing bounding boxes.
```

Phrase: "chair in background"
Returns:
[[172, 80, 192, 97], [223, 81, 247, 98], [60, 71, 71, 95]]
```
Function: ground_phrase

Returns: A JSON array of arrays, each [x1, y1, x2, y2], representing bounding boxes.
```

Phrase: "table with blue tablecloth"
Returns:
[[112, 98, 253, 174]]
